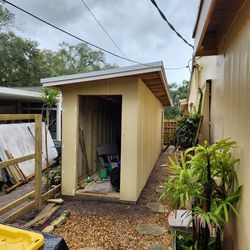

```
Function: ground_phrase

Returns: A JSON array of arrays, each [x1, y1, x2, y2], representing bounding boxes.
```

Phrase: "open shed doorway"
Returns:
[[77, 95, 122, 199]]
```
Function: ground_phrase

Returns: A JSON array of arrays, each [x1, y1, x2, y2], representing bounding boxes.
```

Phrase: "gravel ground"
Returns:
[[52, 149, 174, 250]]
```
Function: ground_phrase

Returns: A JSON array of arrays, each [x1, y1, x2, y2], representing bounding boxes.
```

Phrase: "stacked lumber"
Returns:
[[24, 198, 64, 229], [42, 210, 71, 233], [2, 185, 61, 223], [0, 150, 28, 193]]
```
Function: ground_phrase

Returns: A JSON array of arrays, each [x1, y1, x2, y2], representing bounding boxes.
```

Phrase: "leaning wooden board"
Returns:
[[0, 122, 58, 178]]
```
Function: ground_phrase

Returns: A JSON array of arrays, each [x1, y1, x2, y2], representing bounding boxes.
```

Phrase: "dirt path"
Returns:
[[52, 150, 173, 250]]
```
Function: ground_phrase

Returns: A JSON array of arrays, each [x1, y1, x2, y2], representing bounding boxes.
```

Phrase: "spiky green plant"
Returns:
[[41, 88, 59, 190], [161, 138, 243, 249]]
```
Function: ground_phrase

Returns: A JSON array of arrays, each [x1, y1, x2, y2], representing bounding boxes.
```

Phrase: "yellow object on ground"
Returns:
[[0, 224, 44, 250]]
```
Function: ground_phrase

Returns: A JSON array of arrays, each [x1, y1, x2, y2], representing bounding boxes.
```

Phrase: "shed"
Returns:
[[41, 61, 171, 202]]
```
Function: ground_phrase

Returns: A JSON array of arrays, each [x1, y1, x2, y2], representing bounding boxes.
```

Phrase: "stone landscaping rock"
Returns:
[[149, 243, 169, 250], [147, 202, 168, 213], [155, 186, 165, 194], [136, 224, 167, 236]]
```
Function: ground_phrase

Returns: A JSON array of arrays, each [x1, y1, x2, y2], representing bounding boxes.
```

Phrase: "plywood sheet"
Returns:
[[0, 122, 58, 177]]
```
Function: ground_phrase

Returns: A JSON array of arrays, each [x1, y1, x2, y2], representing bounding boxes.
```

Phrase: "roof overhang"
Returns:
[[193, 0, 247, 56], [0, 87, 42, 101], [41, 61, 172, 107]]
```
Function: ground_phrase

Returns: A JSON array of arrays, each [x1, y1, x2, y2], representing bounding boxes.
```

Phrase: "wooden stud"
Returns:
[[34, 114, 42, 211], [0, 191, 35, 216], [0, 114, 35, 121], [24, 203, 55, 228], [86, 97, 93, 175], [3, 184, 61, 223], [0, 154, 35, 170], [5, 150, 26, 181], [92, 100, 98, 173]]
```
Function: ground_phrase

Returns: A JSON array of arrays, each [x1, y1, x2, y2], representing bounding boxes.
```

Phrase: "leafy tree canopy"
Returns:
[[165, 80, 189, 119], [0, 1, 14, 31], [0, 2, 115, 87]]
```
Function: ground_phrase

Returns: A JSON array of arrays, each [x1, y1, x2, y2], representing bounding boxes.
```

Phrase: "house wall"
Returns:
[[188, 56, 217, 143], [191, 2, 250, 249], [137, 78, 163, 197], [61, 77, 140, 201], [188, 56, 217, 111], [213, 3, 250, 249]]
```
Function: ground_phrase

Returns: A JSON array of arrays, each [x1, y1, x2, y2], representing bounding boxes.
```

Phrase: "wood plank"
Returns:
[[0, 191, 35, 216], [0, 154, 35, 170], [5, 164, 19, 183], [5, 182, 23, 193], [24, 203, 55, 228], [147, 85, 163, 89], [47, 198, 64, 205], [0, 114, 36, 121], [3, 185, 61, 223], [92, 101, 98, 173], [144, 81, 162, 86], [34, 114, 42, 211], [37, 205, 60, 226], [85, 97, 92, 175], [5, 150, 26, 181]]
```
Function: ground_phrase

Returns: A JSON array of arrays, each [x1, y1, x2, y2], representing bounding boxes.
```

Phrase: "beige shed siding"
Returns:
[[137, 78, 163, 197], [60, 77, 141, 201], [61, 89, 79, 196]]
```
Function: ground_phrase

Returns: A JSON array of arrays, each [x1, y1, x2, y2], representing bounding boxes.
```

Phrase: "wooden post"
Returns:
[[35, 114, 42, 211]]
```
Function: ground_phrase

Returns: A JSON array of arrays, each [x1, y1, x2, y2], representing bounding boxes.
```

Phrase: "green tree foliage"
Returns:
[[165, 80, 189, 119], [0, 1, 14, 31], [40, 42, 115, 77], [0, 32, 45, 86], [0, 2, 115, 87]]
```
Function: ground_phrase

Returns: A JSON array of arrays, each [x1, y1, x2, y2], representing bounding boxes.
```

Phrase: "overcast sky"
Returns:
[[6, 0, 199, 84]]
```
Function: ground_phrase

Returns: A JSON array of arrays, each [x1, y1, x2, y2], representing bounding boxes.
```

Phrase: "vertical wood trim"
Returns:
[[34, 114, 42, 211], [86, 97, 93, 174], [92, 99, 98, 173]]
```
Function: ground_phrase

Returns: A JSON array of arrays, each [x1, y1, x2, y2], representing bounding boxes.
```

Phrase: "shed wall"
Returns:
[[137, 79, 163, 197], [61, 77, 139, 201]]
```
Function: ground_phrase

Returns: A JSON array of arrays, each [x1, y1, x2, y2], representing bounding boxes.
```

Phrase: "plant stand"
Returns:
[[168, 210, 193, 250]]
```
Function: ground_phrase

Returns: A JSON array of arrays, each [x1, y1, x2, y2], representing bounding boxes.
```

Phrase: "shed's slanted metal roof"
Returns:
[[41, 61, 172, 106]]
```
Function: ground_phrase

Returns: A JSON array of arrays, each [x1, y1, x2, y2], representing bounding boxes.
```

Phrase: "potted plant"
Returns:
[[161, 138, 243, 249]]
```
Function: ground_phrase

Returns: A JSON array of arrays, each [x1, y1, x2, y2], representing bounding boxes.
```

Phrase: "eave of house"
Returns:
[[193, 0, 247, 56], [41, 61, 172, 107], [0, 87, 42, 101]]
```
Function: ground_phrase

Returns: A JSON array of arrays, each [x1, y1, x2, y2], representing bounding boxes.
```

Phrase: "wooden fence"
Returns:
[[163, 119, 177, 145]]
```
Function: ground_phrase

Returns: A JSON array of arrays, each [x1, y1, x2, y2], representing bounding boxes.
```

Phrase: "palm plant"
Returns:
[[161, 138, 243, 249], [41, 88, 59, 189]]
